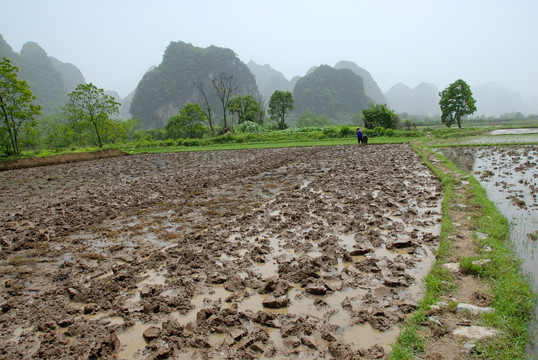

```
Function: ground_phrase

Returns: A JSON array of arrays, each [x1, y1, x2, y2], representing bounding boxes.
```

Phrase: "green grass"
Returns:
[[389, 141, 536, 359], [465, 176, 536, 359]]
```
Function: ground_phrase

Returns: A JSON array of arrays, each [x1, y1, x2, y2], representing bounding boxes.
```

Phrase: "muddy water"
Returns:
[[439, 145, 538, 353], [0, 145, 442, 359], [452, 130, 538, 145]]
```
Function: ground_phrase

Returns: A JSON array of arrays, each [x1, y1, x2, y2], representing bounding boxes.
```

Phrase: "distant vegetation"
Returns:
[[293, 65, 372, 123], [129, 41, 259, 129], [1, 34, 537, 158]]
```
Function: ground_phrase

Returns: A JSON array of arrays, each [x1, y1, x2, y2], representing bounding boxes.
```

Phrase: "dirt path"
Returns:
[[416, 150, 497, 359], [0, 145, 442, 359]]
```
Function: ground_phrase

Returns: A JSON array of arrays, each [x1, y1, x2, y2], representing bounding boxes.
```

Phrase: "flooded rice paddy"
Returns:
[[0, 145, 442, 359]]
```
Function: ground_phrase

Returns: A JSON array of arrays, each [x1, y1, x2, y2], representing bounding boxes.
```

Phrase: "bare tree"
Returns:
[[210, 73, 237, 130], [193, 80, 214, 132]]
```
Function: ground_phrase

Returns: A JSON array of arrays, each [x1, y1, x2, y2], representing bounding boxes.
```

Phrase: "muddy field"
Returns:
[[0, 144, 442, 359]]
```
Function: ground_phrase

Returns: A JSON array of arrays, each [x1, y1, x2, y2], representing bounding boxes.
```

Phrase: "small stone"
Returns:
[[429, 301, 448, 311], [471, 259, 492, 266], [442, 263, 461, 272], [463, 341, 476, 352], [428, 315, 443, 327], [453, 325, 502, 340], [456, 303, 495, 315], [476, 232, 488, 240]]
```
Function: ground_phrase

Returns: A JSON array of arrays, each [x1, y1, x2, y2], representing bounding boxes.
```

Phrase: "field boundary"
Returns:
[[0, 149, 127, 171]]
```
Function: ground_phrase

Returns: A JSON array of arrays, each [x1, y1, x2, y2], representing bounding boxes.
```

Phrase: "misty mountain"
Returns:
[[334, 60, 386, 104], [385, 82, 440, 116], [247, 61, 293, 102], [49, 56, 85, 92], [130, 41, 259, 128], [0, 35, 86, 116], [293, 65, 372, 121], [472, 82, 536, 116]]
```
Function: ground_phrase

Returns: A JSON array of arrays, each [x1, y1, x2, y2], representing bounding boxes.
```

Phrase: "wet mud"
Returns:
[[0, 145, 442, 359]]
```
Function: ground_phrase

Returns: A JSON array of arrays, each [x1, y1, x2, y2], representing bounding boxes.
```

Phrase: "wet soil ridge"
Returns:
[[0, 149, 128, 172], [0, 145, 442, 359], [417, 145, 538, 359]]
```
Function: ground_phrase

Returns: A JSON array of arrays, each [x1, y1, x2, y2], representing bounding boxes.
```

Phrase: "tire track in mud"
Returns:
[[0, 144, 442, 359]]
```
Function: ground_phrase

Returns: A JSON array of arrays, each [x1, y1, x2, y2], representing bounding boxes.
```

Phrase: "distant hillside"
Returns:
[[385, 82, 440, 116], [247, 61, 293, 102], [473, 82, 535, 116], [0, 35, 86, 116], [334, 60, 385, 104], [293, 65, 372, 122], [130, 41, 259, 128]]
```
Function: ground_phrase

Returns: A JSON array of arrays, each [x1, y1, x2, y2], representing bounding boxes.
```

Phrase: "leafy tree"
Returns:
[[0, 57, 41, 155], [296, 111, 332, 127], [268, 90, 294, 130], [165, 103, 206, 139], [65, 83, 120, 148], [362, 104, 399, 130], [228, 95, 265, 125], [439, 79, 477, 128]]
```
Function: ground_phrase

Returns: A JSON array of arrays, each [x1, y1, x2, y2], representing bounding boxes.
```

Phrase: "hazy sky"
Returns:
[[2, 0, 537, 99]]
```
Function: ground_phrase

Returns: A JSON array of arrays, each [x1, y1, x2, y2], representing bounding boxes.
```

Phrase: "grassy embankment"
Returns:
[[389, 140, 536, 359]]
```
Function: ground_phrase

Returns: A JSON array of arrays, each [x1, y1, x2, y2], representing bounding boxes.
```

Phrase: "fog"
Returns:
[[1, 0, 537, 101]]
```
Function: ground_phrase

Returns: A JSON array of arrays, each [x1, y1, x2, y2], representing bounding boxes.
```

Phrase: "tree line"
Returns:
[[1, 55, 478, 157]]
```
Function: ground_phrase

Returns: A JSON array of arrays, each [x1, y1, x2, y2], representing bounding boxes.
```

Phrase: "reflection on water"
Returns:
[[490, 128, 538, 135], [439, 145, 538, 354]]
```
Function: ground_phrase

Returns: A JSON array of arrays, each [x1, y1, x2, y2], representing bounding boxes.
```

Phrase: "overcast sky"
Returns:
[[2, 0, 537, 100]]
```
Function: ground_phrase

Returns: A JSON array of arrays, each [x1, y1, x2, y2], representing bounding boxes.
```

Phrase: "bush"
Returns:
[[182, 138, 200, 146], [385, 128, 394, 137], [339, 124, 354, 137], [372, 126, 385, 137], [212, 133, 234, 144], [263, 122, 281, 132], [322, 126, 339, 138], [236, 121, 261, 134]]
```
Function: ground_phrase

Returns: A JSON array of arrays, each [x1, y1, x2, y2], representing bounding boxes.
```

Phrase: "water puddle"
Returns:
[[117, 321, 157, 360]]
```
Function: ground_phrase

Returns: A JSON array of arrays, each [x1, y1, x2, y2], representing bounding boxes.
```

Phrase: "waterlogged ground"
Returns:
[[0, 145, 442, 359]]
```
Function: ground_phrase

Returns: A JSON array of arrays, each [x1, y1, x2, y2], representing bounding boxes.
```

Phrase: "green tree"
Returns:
[[362, 104, 399, 129], [296, 111, 332, 127], [165, 103, 206, 139], [268, 90, 294, 130], [65, 83, 120, 148], [0, 57, 41, 155], [228, 95, 265, 125], [439, 79, 477, 128]]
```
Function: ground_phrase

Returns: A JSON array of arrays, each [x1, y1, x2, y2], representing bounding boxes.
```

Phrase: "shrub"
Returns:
[[339, 124, 354, 137], [385, 128, 394, 137], [236, 121, 261, 134], [182, 138, 200, 146], [322, 126, 339, 138], [373, 126, 385, 137]]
